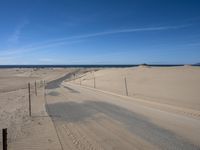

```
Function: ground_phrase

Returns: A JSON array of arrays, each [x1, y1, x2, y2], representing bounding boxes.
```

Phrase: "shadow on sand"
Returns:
[[46, 71, 79, 89], [46, 101, 199, 150], [63, 86, 80, 93], [48, 91, 60, 96]]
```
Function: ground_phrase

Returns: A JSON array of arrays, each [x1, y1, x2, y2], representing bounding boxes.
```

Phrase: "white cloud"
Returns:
[[43, 24, 189, 43], [0, 39, 84, 57], [1, 24, 190, 57], [8, 20, 29, 44], [0, 56, 14, 64]]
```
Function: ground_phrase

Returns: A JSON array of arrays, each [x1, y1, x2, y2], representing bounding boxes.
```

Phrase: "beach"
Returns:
[[0, 66, 200, 150], [72, 66, 200, 111]]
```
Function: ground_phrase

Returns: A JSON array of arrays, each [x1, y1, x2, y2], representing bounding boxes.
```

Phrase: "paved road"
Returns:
[[45, 82, 200, 150]]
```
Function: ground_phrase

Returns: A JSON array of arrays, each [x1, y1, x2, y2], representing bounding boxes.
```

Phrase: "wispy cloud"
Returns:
[[1, 24, 190, 57], [0, 56, 15, 64], [8, 20, 29, 44], [0, 39, 84, 57], [45, 24, 190, 43]]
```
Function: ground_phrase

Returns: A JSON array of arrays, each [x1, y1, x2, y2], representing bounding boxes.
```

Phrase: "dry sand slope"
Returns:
[[45, 82, 200, 150], [72, 66, 200, 111], [0, 66, 200, 150], [0, 68, 78, 149]]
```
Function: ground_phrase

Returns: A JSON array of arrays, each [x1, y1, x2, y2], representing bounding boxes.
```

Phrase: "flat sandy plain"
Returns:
[[0, 66, 200, 150]]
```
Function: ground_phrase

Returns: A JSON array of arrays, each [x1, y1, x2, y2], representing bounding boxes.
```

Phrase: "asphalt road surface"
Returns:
[[45, 81, 200, 150]]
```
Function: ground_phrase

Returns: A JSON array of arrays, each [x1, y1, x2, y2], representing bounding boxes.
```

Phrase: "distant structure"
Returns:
[[140, 63, 148, 66], [139, 63, 150, 68], [184, 64, 192, 67]]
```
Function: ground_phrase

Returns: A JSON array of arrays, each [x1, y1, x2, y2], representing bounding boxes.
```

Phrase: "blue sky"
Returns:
[[0, 0, 200, 64]]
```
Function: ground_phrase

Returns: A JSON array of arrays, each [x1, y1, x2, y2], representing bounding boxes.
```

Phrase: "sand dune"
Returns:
[[72, 66, 200, 111], [0, 66, 200, 150], [0, 68, 77, 149]]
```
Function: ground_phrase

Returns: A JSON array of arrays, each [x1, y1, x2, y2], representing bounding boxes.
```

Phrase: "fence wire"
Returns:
[[0, 81, 45, 149]]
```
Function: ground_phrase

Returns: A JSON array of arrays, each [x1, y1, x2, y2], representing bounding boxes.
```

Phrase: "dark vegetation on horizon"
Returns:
[[0, 64, 199, 68]]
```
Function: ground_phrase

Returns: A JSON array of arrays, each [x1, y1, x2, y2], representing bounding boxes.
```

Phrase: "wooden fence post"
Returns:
[[28, 83, 31, 116], [35, 81, 37, 96], [44, 80, 46, 98], [94, 77, 96, 88], [2, 128, 7, 150], [124, 77, 128, 96]]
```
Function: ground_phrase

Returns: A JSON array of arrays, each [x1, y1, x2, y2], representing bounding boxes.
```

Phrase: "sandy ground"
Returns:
[[45, 82, 200, 150], [0, 66, 200, 150], [0, 68, 79, 150], [0, 68, 78, 93], [72, 66, 200, 111]]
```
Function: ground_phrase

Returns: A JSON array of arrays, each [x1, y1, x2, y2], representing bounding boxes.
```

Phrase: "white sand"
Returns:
[[1, 66, 200, 150], [72, 66, 200, 111], [0, 68, 76, 150]]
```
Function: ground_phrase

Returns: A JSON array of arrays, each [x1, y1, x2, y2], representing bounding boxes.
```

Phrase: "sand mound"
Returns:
[[72, 66, 200, 111]]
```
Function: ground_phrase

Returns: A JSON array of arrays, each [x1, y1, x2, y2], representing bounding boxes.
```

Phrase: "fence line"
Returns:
[[72, 72, 131, 97], [0, 80, 47, 149]]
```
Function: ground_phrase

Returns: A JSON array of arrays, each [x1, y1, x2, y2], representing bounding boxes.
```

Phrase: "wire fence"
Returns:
[[0, 80, 45, 150], [72, 71, 129, 96]]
